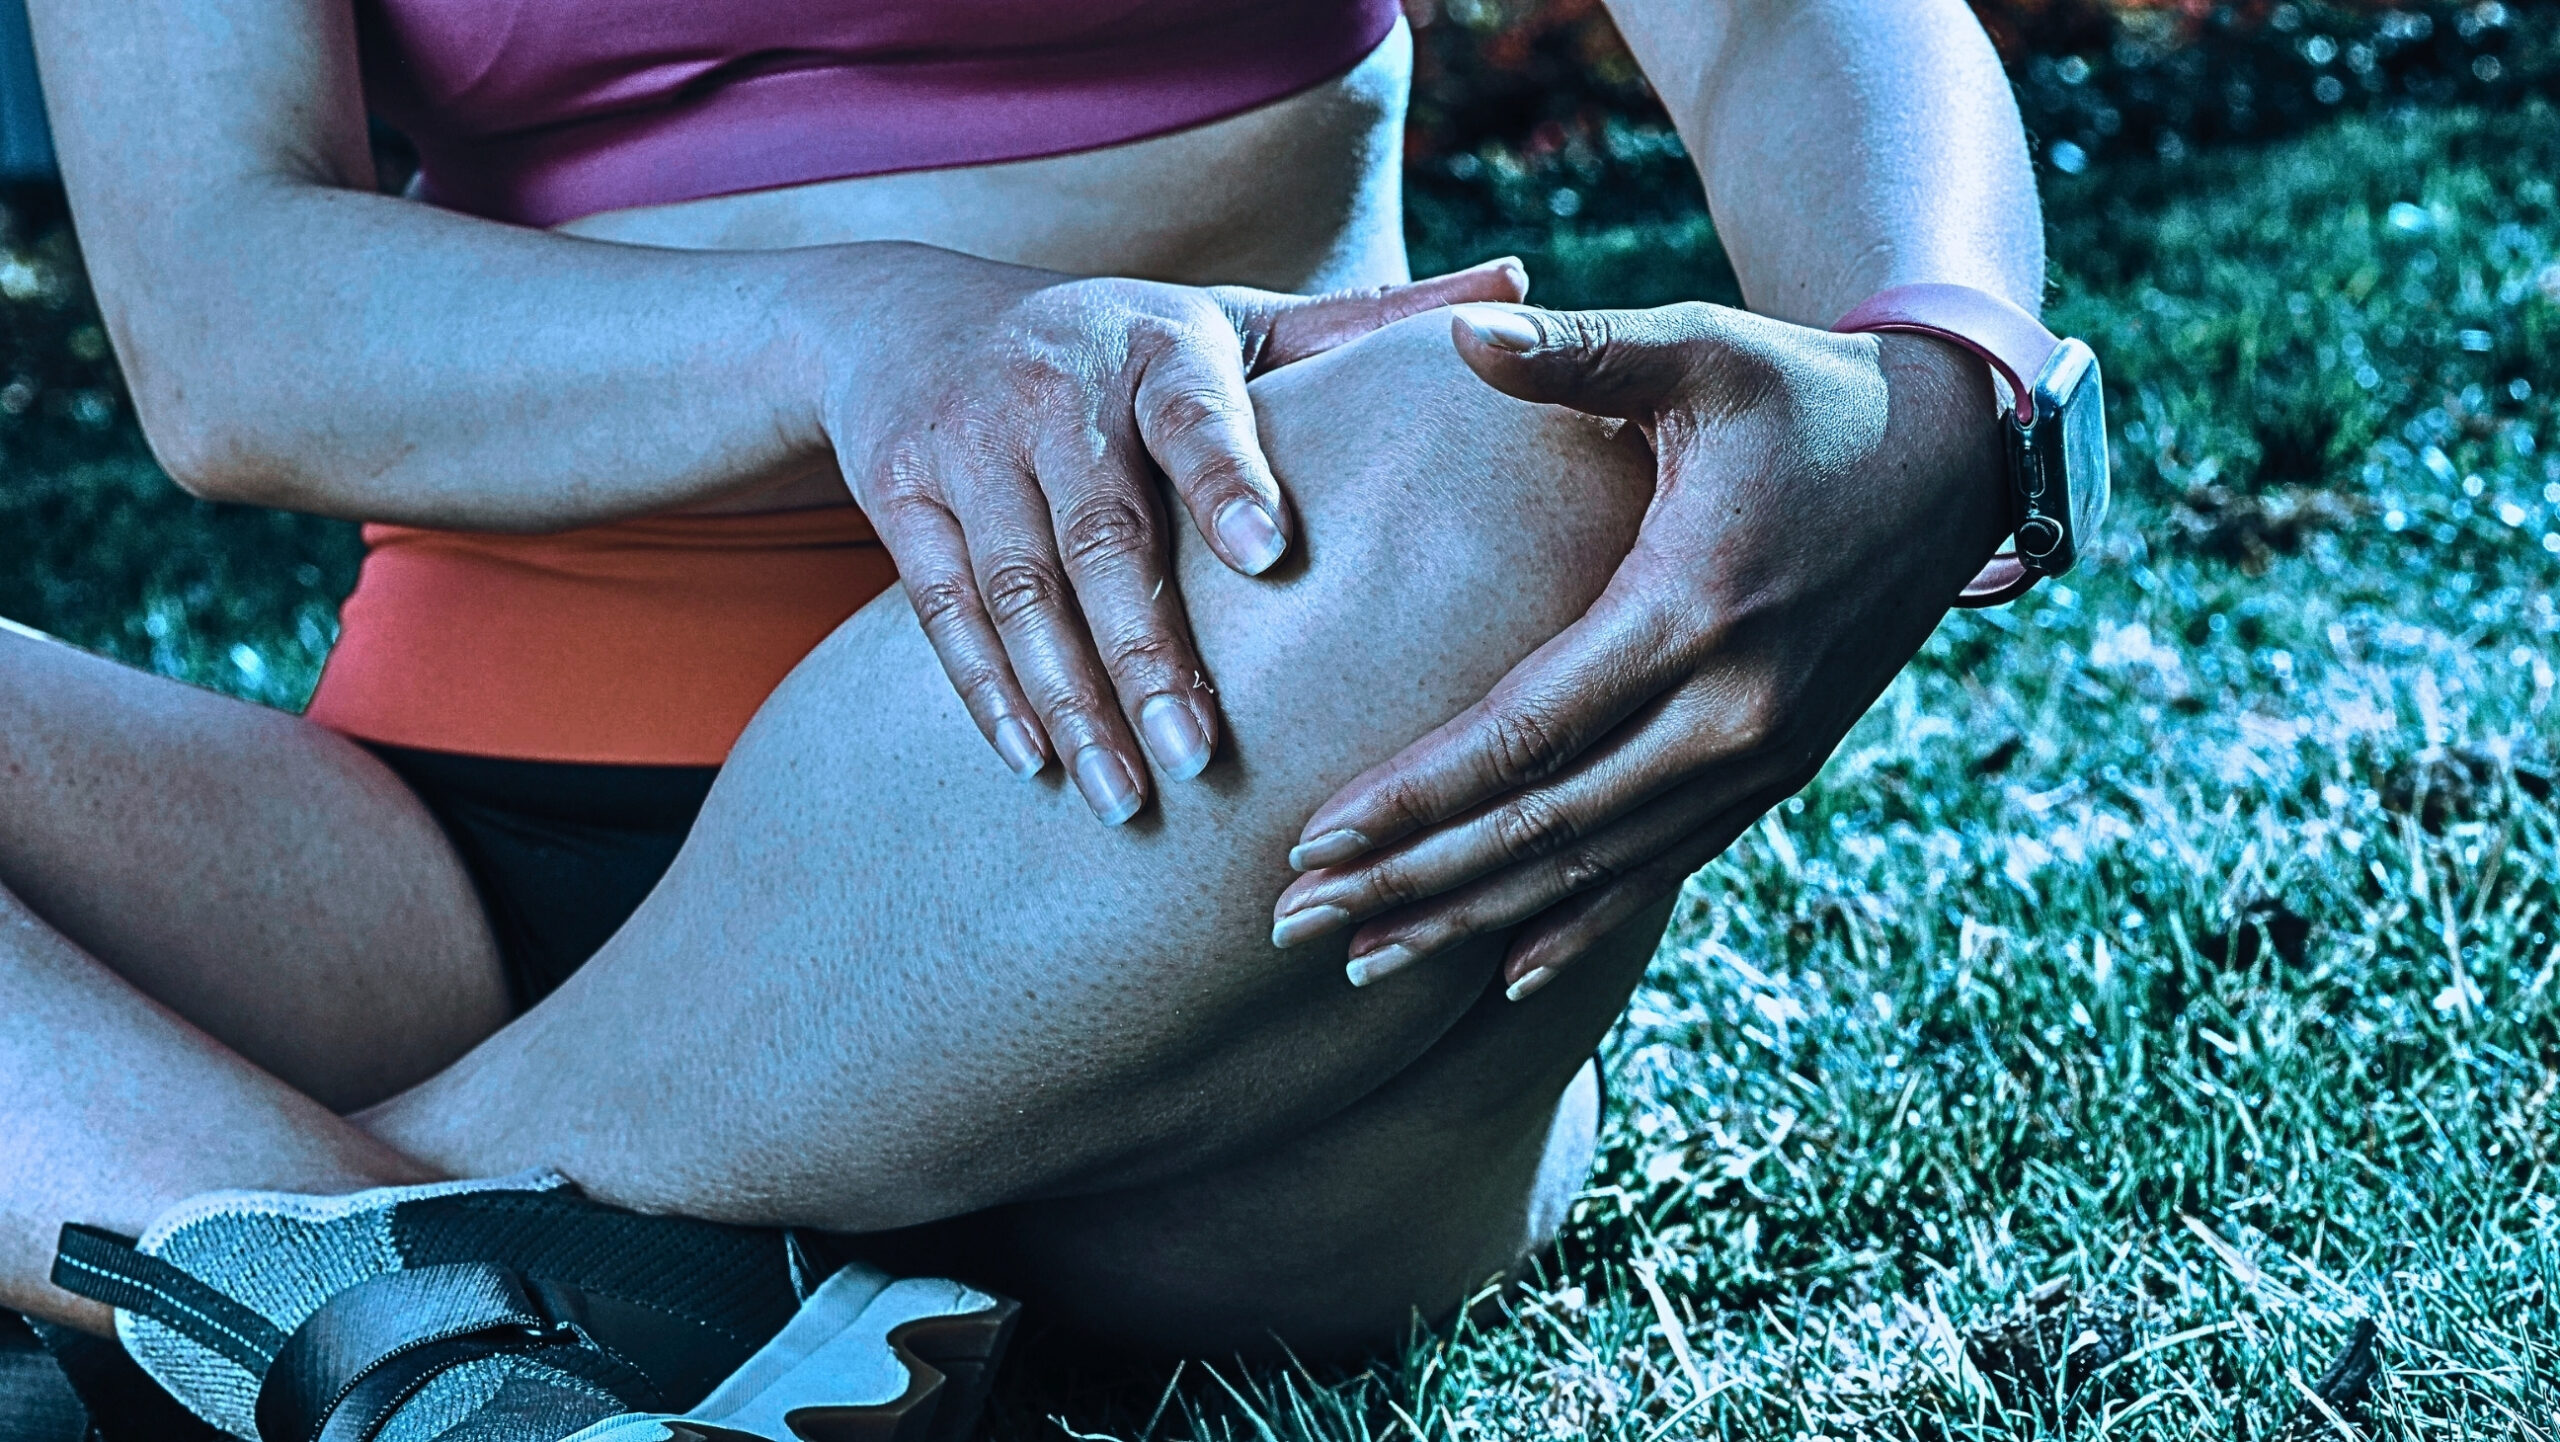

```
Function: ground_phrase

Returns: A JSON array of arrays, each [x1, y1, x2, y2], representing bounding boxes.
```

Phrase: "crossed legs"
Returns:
[[0, 312, 1664, 1354]]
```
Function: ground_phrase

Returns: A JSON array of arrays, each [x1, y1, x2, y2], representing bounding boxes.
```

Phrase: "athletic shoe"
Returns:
[[50, 1171, 1015, 1442]]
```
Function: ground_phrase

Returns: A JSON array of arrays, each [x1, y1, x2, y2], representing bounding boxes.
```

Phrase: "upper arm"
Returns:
[[1595, 0, 2037, 319], [30, 0, 374, 204], [27, 0, 373, 384], [1601, 0, 2006, 148], [1594, 0, 1744, 133]]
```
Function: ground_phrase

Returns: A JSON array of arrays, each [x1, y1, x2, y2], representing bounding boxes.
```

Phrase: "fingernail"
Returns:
[[1505, 966, 1561, 1003], [1346, 943, 1423, 988], [1451, 304, 1543, 353], [1213, 497, 1287, 576], [1140, 694, 1211, 781], [1271, 903, 1351, 950], [1289, 829, 1372, 871], [994, 717, 1045, 779], [1072, 744, 1141, 825]]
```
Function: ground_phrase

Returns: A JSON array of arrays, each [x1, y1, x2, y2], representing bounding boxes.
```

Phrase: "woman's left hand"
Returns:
[[1267, 301, 2019, 997]]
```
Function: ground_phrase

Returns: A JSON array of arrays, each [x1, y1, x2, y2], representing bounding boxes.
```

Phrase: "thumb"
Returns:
[[1218, 256, 1530, 376], [1446, 302, 1716, 421]]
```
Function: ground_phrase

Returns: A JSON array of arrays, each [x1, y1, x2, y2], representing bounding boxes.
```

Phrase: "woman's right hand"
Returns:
[[817, 251, 1527, 824]]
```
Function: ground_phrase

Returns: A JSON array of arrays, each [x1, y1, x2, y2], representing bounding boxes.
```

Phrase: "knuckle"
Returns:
[[952, 660, 1013, 707], [1489, 790, 1574, 865], [1128, 305, 1199, 350], [1558, 309, 1613, 355], [1100, 630, 1184, 683], [1726, 677, 1805, 758], [1370, 776, 1443, 841], [1009, 363, 1082, 422], [979, 555, 1067, 625], [1057, 494, 1157, 569], [904, 572, 984, 632], [1551, 845, 1618, 895], [1042, 687, 1116, 737], [873, 439, 940, 510], [1149, 379, 1242, 442], [1483, 706, 1571, 785], [1360, 863, 1425, 912], [1723, 696, 1788, 758]]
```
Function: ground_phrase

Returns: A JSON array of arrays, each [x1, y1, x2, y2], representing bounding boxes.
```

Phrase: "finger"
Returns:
[[1034, 421, 1221, 784], [1222, 256, 1531, 374], [949, 441, 1152, 826], [1328, 762, 1788, 989], [1131, 326, 1294, 579], [1444, 301, 1731, 420], [1272, 679, 1727, 937], [1289, 555, 1693, 871], [1500, 791, 1790, 1000], [866, 447, 1048, 780]]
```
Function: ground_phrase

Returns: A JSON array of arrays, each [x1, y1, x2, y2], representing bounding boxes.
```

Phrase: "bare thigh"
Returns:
[[0, 623, 505, 1110], [367, 311, 1663, 1346], [928, 896, 1673, 1358]]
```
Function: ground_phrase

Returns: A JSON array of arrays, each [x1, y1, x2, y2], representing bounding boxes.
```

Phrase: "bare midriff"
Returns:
[[302, 27, 1413, 764]]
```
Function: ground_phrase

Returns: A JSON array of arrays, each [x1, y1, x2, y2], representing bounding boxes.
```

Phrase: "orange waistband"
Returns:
[[304, 505, 901, 766]]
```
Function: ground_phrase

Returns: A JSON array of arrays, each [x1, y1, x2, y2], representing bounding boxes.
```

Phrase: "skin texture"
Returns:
[[27, 0, 1518, 824], [1273, 0, 2049, 995], [1272, 306, 2012, 996], [5, 0, 2047, 1356], [1, 318, 1659, 1356]]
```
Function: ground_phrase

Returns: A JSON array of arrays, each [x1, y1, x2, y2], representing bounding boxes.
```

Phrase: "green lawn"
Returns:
[[4, 101, 2558, 1440]]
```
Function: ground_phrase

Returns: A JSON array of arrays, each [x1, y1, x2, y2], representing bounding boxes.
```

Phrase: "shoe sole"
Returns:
[[129, 1175, 1016, 1442], [569, 1264, 1019, 1442], [794, 1295, 1020, 1442]]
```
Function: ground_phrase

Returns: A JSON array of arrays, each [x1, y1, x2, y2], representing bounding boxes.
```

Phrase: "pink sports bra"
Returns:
[[358, 0, 1403, 228]]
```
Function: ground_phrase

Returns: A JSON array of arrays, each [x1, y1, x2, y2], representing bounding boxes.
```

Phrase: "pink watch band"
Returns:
[[1833, 282, 2063, 606]]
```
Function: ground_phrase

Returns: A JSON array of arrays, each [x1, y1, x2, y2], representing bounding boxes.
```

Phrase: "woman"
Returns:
[[3, 0, 2041, 1432]]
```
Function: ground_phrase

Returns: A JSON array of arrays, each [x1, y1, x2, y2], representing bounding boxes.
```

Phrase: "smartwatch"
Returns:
[[1833, 282, 2111, 607]]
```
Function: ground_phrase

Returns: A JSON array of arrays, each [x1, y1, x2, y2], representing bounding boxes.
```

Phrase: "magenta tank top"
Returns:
[[358, 0, 1402, 228]]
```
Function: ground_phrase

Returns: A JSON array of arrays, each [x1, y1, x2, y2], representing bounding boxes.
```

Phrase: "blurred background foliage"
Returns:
[[0, 0, 2549, 706], [1403, 0, 2556, 306], [3, 7, 2560, 1436]]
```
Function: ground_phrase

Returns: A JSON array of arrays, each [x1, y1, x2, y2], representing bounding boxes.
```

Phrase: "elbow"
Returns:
[[144, 419, 254, 504], [127, 373, 307, 508]]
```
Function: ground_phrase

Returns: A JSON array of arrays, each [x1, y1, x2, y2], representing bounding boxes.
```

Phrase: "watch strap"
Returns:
[[1832, 282, 2060, 427], [1956, 554, 2035, 606], [1833, 282, 2061, 607]]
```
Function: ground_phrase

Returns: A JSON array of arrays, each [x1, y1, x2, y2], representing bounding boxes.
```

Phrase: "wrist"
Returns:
[[1875, 332, 2015, 567], [781, 243, 1057, 466]]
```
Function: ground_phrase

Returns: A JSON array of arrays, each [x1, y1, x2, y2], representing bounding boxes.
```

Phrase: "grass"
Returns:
[[4, 101, 2558, 1440]]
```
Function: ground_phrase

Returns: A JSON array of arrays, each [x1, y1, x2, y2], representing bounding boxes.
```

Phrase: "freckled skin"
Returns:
[[0, 316, 1662, 1354], [10, 0, 2042, 1353]]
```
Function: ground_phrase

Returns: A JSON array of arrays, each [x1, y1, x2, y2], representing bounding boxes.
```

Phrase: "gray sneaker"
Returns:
[[51, 1171, 1015, 1442]]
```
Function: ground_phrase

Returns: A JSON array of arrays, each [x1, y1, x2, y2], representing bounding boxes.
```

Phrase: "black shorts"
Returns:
[[362, 743, 718, 1010]]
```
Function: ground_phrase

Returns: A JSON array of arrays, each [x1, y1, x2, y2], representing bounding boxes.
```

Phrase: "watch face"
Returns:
[[2057, 348, 2111, 543], [2019, 339, 2109, 576]]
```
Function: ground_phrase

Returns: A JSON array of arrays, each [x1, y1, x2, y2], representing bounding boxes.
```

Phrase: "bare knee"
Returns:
[[930, 315, 1660, 1199], [1240, 309, 1656, 648]]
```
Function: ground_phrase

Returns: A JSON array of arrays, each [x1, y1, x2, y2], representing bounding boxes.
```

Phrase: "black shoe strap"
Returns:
[[50, 1224, 287, 1375], [258, 1262, 659, 1442]]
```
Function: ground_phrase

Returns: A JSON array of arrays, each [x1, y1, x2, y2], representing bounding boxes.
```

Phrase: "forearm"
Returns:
[[89, 180, 1013, 530], [1617, 0, 2043, 325]]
